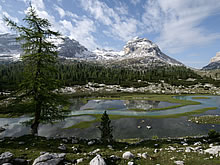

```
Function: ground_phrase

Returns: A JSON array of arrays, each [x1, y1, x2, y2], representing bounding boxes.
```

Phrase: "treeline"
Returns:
[[0, 61, 218, 91]]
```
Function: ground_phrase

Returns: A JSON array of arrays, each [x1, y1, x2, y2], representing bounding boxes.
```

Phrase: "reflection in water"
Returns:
[[71, 99, 179, 111], [0, 95, 220, 138]]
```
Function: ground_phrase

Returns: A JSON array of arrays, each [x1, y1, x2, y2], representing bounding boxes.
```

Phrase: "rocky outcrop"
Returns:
[[203, 52, 220, 70], [32, 153, 66, 165]]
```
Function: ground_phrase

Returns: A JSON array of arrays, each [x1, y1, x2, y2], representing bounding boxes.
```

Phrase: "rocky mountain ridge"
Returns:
[[0, 33, 183, 69], [202, 52, 220, 70]]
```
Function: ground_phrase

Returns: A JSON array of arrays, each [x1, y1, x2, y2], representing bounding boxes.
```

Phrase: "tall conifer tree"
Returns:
[[4, 5, 64, 135]]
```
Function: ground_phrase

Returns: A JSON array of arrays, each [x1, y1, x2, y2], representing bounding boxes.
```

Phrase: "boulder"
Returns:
[[204, 145, 220, 155], [122, 151, 134, 159], [88, 140, 95, 145], [89, 155, 106, 165], [0, 127, 6, 133], [141, 152, 148, 159], [58, 144, 66, 151], [90, 149, 100, 155], [13, 158, 28, 165], [77, 158, 83, 164], [32, 153, 66, 165], [174, 160, 184, 165], [128, 161, 134, 165], [0, 152, 13, 164]]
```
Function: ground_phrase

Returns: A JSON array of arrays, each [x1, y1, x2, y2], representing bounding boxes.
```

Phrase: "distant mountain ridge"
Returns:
[[0, 33, 183, 69], [202, 52, 220, 70]]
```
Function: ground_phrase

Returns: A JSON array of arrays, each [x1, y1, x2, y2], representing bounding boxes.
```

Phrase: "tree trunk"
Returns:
[[31, 101, 41, 135]]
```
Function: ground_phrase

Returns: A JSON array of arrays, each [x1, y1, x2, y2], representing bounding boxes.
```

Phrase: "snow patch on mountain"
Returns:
[[0, 34, 183, 68]]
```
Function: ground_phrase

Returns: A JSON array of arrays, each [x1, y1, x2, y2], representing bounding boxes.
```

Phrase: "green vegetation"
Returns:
[[192, 97, 210, 99], [106, 107, 117, 110], [98, 111, 113, 144], [68, 107, 217, 129], [190, 115, 220, 124], [1, 135, 220, 165], [1, 60, 219, 91], [85, 94, 200, 111], [4, 5, 66, 135], [208, 129, 220, 138]]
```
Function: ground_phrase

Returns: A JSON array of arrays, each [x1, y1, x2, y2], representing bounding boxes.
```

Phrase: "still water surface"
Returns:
[[0, 95, 220, 139]]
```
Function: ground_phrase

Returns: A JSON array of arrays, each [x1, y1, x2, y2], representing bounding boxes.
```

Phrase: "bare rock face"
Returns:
[[203, 51, 220, 70], [210, 52, 220, 63], [0, 33, 183, 69]]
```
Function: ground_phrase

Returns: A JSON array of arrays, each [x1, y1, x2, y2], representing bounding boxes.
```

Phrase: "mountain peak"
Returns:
[[124, 37, 158, 54], [210, 51, 220, 63]]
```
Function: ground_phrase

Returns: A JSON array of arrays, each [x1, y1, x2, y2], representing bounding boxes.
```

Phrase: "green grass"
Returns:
[[67, 107, 217, 129], [192, 97, 210, 99], [1, 135, 220, 165], [84, 94, 201, 111], [128, 108, 147, 112], [190, 115, 220, 124], [106, 107, 118, 110], [83, 108, 94, 110]]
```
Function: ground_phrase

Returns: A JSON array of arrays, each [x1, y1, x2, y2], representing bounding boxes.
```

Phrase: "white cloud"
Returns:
[[130, 0, 140, 5], [80, 0, 117, 26], [0, 6, 10, 33], [115, 2, 128, 15], [60, 18, 98, 50], [0, 6, 17, 34], [31, 0, 45, 10], [80, 0, 140, 42], [54, 5, 65, 18], [142, 0, 220, 53]]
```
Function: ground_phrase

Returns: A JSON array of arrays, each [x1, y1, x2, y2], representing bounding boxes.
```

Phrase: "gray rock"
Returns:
[[122, 151, 134, 159], [72, 139, 78, 144], [89, 149, 100, 155], [13, 158, 27, 165], [0, 152, 13, 164], [142, 152, 148, 159], [204, 145, 220, 155], [77, 158, 83, 164], [128, 161, 134, 165], [174, 160, 184, 165], [2, 163, 13, 165], [88, 140, 95, 145], [89, 155, 106, 165], [18, 141, 25, 145], [0, 127, 6, 133], [58, 144, 66, 151], [32, 153, 66, 165]]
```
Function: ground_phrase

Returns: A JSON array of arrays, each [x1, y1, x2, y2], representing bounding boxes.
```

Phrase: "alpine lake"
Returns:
[[1, 95, 220, 139]]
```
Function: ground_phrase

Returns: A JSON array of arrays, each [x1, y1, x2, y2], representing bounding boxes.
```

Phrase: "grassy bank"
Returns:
[[68, 107, 217, 129], [190, 115, 220, 124], [1, 135, 220, 165]]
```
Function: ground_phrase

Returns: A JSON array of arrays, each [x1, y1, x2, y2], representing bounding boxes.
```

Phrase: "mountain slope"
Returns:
[[0, 33, 22, 62], [0, 34, 183, 69], [203, 52, 220, 70], [104, 37, 183, 69]]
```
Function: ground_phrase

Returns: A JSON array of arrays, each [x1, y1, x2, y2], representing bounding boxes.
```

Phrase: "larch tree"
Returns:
[[4, 5, 65, 135]]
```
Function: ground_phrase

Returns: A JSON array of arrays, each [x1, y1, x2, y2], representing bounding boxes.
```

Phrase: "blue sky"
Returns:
[[0, 0, 220, 68]]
